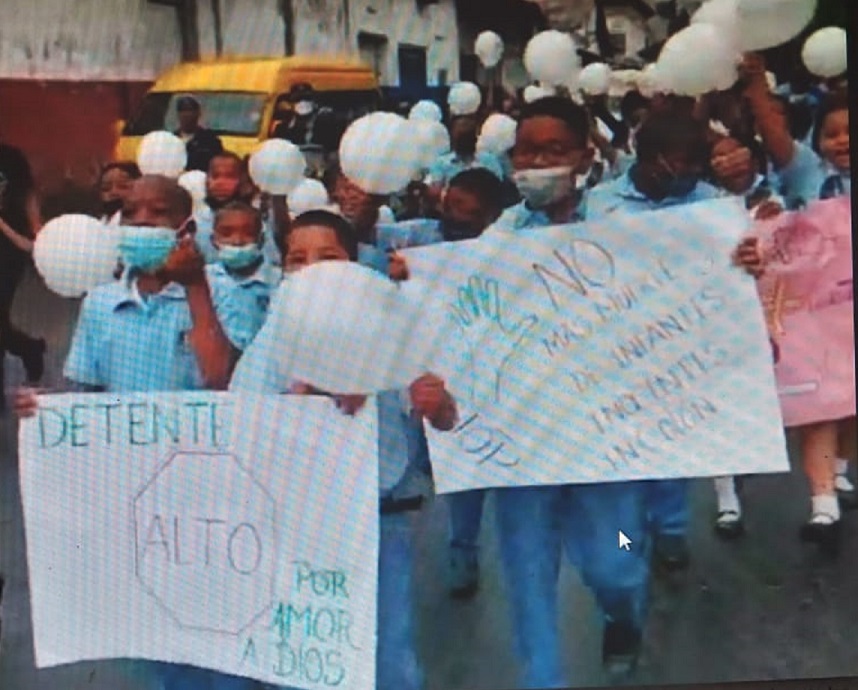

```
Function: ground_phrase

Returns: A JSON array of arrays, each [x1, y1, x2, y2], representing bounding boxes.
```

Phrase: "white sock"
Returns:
[[714, 476, 741, 515], [836, 458, 850, 476], [811, 494, 840, 523]]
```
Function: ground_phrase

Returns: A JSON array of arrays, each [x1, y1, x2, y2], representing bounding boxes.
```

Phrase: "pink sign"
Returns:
[[753, 196, 855, 428]]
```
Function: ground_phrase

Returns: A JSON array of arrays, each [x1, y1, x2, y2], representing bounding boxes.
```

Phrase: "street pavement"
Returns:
[[1, 266, 857, 690]]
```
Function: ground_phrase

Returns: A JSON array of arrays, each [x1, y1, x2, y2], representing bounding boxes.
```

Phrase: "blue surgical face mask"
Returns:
[[118, 226, 178, 273], [217, 243, 263, 270]]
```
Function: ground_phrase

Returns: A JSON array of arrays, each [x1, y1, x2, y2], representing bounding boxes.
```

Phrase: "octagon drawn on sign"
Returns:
[[133, 452, 278, 635]]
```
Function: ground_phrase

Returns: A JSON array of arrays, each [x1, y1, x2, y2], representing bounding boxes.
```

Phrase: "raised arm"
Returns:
[[162, 238, 240, 390], [741, 54, 795, 170]]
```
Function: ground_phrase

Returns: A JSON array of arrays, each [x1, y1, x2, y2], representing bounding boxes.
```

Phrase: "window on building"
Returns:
[[358, 32, 389, 83], [398, 45, 428, 88], [437, 69, 448, 87]]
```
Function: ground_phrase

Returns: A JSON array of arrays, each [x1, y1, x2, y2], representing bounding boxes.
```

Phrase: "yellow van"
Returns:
[[114, 55, 380, 162]]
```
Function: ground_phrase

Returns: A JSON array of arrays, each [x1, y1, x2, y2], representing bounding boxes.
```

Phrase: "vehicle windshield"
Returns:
[[123, 92, 267, 136]]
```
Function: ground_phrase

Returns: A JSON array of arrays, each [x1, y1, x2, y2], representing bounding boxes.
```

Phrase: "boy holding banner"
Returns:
[[483, 96, 652, 685], [229, 209, 458, 690], [385, 167, 506, 600], [16, 175, 254, 689], [587, 108, 723, 573]]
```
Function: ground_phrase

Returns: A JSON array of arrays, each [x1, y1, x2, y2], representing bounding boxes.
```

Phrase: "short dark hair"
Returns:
[[635, 110, 709, 165], [176, 95, 201, 112], [208, 150, 244, 171], [448, 168, 504, 215], [214, 201, 262, 234], [518, 96, 590, 147], [811, 90, 849, 154], [137, 175, 193, 218], [287, 210, 359, 261], [100, 161, 141, 182], [620, 91, 650, 124]]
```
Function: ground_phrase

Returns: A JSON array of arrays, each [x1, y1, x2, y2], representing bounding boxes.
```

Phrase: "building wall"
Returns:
[[0, 0, 181, 80], [0, 0, 459, 202], [294, 0, 459, 86], [353, 0, 459, 86], [197, 0, 286, 58], [292, 0, 350, 55]]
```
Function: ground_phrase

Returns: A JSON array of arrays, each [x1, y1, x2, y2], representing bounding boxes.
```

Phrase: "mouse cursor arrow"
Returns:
[[618, 531, 632, 551]]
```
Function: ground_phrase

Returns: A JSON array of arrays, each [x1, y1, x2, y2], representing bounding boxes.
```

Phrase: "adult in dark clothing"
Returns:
[[174, 95, 224, 173], [271, 83, 341, 152], [0, 143, 45, 393]]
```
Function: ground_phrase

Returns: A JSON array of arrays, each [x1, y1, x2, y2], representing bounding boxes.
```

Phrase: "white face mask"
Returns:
[[295, 101, 315, 117], [512, 167, 575, 209]]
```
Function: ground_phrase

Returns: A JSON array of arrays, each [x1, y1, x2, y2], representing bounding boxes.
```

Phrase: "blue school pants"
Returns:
[[269, 511, 422, 690], [645, 478, 689, 537], [448, 490, 486, 554], [494, 482, 650, 689], [155, 665, 258, 689]]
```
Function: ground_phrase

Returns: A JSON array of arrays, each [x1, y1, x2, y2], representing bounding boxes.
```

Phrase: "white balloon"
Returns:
[[579, 62, 612, 95], [409, 99, 443, 123], [523, 84, 557, 103], [737, 0, 817, 51], [524, 30, 580, 87], [288, 178, 331, 217], [34, 214, 119, 298], [414, 120, 451, 170], [137, 131, 187, 178], [270, 261, 444, 394], [657, 23, 739, 96], [339, 112, 424, 195], [475, 31, 504, 68], [177, 170, 207, 204], [248, 139, 306, 195], [448, 82, 482, 117], [802, 27, 848, 78], [692, 0, 740, 48], [637, 63, 665, 98], [477, 114, 517, 155]]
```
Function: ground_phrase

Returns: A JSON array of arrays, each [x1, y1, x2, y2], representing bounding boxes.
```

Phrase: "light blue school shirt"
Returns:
[[485, 197, 587, 235], [778, 141, 851, 210], [228, 326, 413, 495], [376, 219, 443, 251], [205, 261, 281, 351], [193, 204, 219, 264], [64, 277, 224, 392], [427, 151, 505, 187], [586, 169, 723, 218]]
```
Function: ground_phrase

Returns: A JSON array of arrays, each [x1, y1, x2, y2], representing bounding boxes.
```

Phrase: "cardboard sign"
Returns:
[[754, 196, 855, 427], [404, 198, 790, 493], [20, 393, 379, 689]]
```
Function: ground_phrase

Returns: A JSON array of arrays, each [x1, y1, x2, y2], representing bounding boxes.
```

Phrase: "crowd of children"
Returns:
[[8, 45, 854, 690]]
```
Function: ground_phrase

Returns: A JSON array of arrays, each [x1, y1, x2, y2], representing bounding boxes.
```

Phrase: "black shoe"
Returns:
[[22, 338, 46, 384], [653, 533, 690, 572], [448, 545, 479, 601], [714, 511, 745, 540], [602, 620, 641, 677], [800, 518, 842, 556]]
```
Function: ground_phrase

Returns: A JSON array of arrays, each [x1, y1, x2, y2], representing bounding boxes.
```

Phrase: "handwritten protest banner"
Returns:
[[19, 393, 379, 689], [404, 198, 790, 493], [753, 196, 855, 427]]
